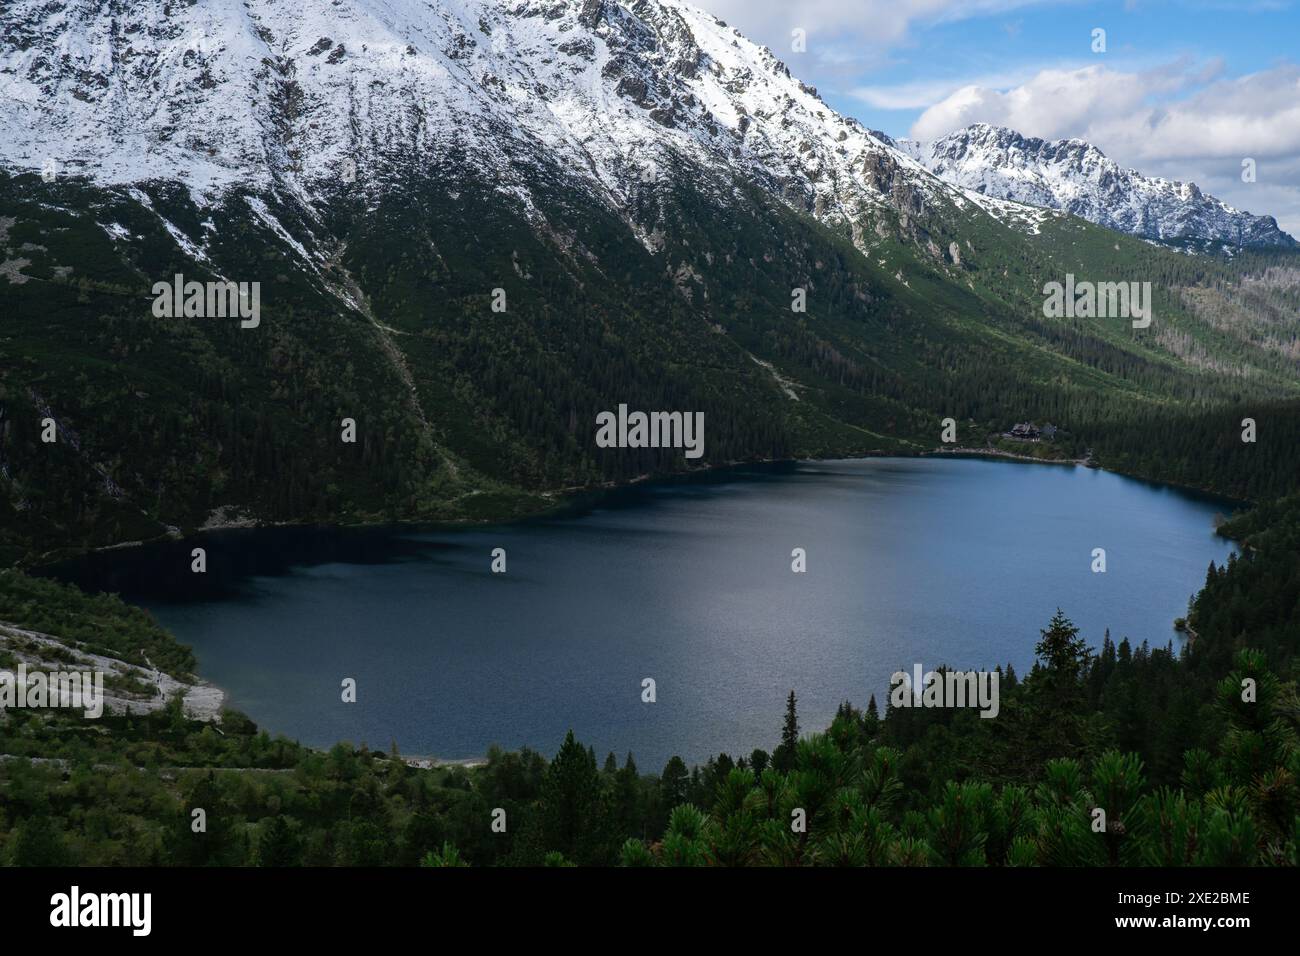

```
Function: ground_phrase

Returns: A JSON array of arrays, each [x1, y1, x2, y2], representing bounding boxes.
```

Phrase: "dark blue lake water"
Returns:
[[49, 458, 1237, 769]]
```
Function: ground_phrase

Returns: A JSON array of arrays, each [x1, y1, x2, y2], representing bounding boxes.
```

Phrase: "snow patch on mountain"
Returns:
[[948, 187, 1058, 236], [0, 0, 993, 259], [5, 2, 1282, 259]]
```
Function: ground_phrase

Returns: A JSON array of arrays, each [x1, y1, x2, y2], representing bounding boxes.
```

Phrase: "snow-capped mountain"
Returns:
[[4, 0, 1286, 258], [5, 1, 1300, 558], [897, 123, 1295, 248], [0, 0, 973, 257]]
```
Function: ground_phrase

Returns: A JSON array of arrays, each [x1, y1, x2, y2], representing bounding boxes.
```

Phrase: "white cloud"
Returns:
[[909, 59, 1216, 141], [698, 0, 1059, 55], [910, 60, 1300, 234], [850, 64, 1067, 110]]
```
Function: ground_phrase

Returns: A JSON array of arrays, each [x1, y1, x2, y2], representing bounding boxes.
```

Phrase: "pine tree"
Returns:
[[660, 756, 689, 811], [258, 815, 300, 867], [773, 690, 800, 772], [539, 730, 611, 865], [863, 693, 881, 739], [615, 754, 642, 839], [1034, 609, 1092, 708]]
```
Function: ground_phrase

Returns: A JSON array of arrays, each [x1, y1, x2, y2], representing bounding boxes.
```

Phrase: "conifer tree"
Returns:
[[773, 690, 800, 772], [539, 730, 611, 865]]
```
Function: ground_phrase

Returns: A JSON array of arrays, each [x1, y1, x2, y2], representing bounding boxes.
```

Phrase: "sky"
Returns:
[[695, 0, 1300, 236]]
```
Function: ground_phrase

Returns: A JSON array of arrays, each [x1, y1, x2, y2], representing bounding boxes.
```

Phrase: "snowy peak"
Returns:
[[11, 1, 1286, 261], [903, 123, 1295, 248], [0, 0, 955, 252]]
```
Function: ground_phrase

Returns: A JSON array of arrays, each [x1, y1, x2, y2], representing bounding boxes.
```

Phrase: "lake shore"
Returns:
[[24, 442, 1249, 575], [37, 455, 1241, 767]]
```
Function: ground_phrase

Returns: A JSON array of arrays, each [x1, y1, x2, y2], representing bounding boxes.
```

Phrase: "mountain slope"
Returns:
[[2, 0, 1299, 565], [0, 0, 952, 240], [897, 123, 1295, 249]]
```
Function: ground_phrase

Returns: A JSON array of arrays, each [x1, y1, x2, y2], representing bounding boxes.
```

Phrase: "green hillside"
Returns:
[[3, 164, 1299, 565]]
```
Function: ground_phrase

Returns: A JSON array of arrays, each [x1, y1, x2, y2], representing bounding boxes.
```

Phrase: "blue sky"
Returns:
[[699, 0, 1300, 234]]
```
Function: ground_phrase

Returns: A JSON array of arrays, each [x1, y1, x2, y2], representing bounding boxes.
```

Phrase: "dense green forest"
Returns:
[[5, 163, 1300, 566], [1, 491, 1296, 866]]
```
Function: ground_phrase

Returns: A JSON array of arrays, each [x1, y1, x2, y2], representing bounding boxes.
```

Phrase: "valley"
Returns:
[[0, 2, 1296, 573], [0, 0, 1298, 874]]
